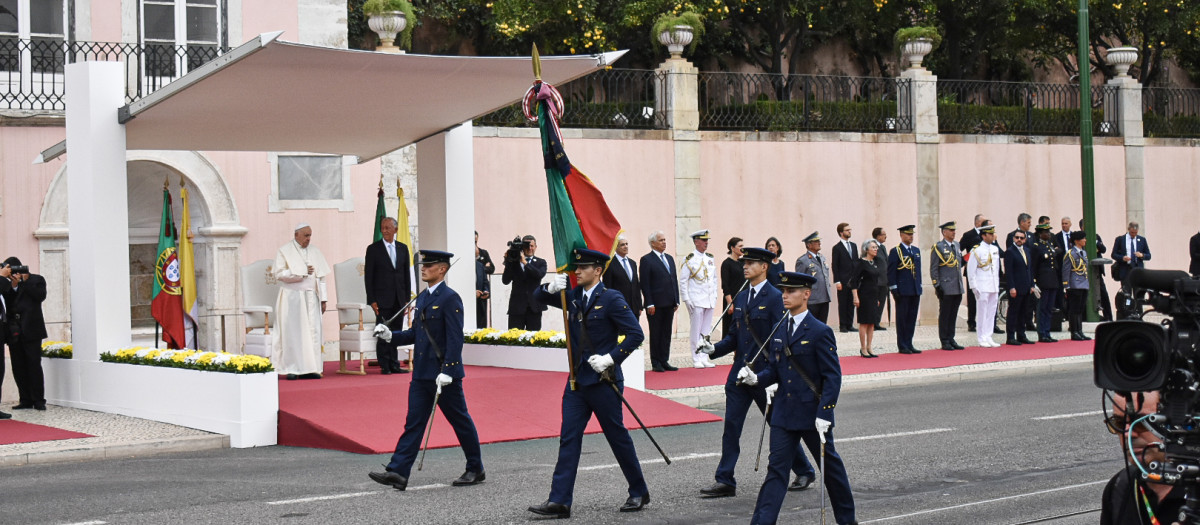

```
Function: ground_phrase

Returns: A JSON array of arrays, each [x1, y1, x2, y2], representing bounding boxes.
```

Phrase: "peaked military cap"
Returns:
[[979, 224, 996, 235], [1070, 231, 1087, 241], [741, 247, 775, 263], [691, 229, 710, 240], [897, 225, 916, 234], [778, 271, 817, 288], [572, 248, 610, 266], [803, 231, 821, 243], [939, 221, 956, 230], [1035, 223, 1052, 231], [417, 250, 453, 265]]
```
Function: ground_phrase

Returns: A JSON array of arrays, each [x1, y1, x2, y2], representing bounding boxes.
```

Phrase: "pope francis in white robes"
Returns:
[[273, 224, 331, 379]]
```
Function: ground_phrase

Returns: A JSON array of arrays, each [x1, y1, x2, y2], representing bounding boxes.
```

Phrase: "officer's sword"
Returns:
[[819, 432, 827, 525], [416, 385, 442, 471], [379, 258, 463, 326], [754, 401, 771, 471], [743, 311, 790, 369], [600, 369, 671, 464], [703, 279, 750, 342]]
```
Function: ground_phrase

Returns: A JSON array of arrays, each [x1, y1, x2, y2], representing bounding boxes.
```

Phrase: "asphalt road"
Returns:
[[0, 364, 1121, 524]]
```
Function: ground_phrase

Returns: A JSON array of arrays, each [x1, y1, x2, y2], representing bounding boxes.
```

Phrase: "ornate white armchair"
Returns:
[[334, 257, 376, 375], [240, 259, 278, 357]]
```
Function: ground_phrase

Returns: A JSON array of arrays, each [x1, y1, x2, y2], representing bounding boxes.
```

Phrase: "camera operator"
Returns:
[[501, 235, 547, 330], [1100, 389, 1184, 524], [2, 257, 48, 411]]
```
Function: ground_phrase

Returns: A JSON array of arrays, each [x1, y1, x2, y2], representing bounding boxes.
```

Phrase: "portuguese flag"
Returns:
[[151, 187, 186, 349]]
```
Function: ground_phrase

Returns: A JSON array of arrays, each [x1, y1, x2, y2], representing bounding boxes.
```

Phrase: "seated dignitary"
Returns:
[[696, 247, 816, 498], [369, 250, 484, 491], [528, 248, 649, 519], [738, 271, 857, 525]]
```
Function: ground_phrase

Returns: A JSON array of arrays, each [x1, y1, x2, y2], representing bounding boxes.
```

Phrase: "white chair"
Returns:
[[241, 259, 278, 357], [334, 257, 376, 375]]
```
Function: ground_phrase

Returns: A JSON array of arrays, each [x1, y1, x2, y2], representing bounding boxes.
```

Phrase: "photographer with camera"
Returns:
[[501, 235, 547, 330], [2, 257, 48, 411], [1100, 389, 1184, 524]]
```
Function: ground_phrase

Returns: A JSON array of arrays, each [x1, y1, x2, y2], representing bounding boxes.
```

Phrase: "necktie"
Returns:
[[623, 257, 632, 280], [844, 241, 851, 256], [788, 316, 795, 336], [660, 253, 669, 270], [387, 242, 396, 267], [1019, 245, 1027, 265], [749, 288, 757, 304]]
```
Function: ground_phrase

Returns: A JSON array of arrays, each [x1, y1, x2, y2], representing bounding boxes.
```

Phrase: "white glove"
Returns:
[[764, 383, 778, 405], [815, 417, 832, 443], [587, 354, 614, 373], [736, 366, 758, 386], [435, 373, 453, 394], [696, 339, 715, 355], [372, 323, 392, 343], [547, 273, 569, 294]]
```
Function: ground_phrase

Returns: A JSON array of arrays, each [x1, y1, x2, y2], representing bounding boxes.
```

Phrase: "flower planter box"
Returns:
[[461, 343, 645, 391], [42, 358, 278, 448]]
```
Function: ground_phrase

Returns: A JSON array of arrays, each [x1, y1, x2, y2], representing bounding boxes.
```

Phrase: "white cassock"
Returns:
[[967, 243, 1000, 346], [679, 250, 718, 366], [272, 240, 331, 375]]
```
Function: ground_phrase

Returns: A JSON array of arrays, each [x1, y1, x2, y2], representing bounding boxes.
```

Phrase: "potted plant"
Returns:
[[652, 11, 705, 58], [362, 0, 415, 51], [894, 26, 942, 69]]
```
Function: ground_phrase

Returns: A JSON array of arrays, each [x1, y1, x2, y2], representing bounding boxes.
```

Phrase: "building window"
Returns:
[[0, 0, 67, 74], [269, 153, 354, 212], [141, 0, 221, 78]]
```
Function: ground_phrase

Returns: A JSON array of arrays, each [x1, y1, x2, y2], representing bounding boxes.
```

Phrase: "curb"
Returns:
[[0, 434, 229, 468]]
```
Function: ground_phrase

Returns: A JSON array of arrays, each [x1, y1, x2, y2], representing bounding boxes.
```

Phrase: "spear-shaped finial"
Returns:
[[532, 44, 542, 81]]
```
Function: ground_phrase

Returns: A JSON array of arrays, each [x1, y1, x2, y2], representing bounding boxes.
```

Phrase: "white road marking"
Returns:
[[1032, 410, 1103, 420], [61, 521, 107, 525], [838, 428, 954, 443], [408, 483, 449, 491], [860, 479, 1108, 523], [266, 491, 379, 505], [579, 452, 721, 471]]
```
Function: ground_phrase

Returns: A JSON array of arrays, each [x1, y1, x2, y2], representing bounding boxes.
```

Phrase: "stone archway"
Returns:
[[36, 151, 247, 350]]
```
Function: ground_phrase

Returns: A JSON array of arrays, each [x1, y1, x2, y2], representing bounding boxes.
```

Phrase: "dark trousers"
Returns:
[[476, 298, 488, 328], [894, 294, 920, 350], [1098, 277, 1113, 321], [715, 382, 814, 487], [1067, 288, 1087, 334], [508, 311, 542, 331], [387, 379, 483, 478], [1025, 295, 1038, 331], [9, 338, 45, 405], [549, 382, 648, 506], [936, 290, 961, 343], [752, 426, 856, 525], [647, 306, 674, 368], [809, 302, 830, 325], [1006, 292, 1031, 339], [1037, 288, 1061, 338], [376, 305, 402, 371], [836, 287, 855, 330]]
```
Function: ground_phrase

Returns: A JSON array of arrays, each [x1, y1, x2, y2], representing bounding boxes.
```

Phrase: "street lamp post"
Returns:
[[1078, 0, 1100, 322]]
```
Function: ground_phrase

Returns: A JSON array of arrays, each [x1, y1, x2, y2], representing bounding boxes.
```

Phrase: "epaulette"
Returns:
[[685, 253, 694, 261], [706, 253, 714, 258]]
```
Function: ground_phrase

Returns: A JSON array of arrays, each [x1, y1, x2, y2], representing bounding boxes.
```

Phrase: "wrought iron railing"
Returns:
[[476, 68, 667, 129], [0, 38, 226, 111], [1143, 87, 1200, 138], [697, 72, 911, 132], [937, 80, 1119, 136]]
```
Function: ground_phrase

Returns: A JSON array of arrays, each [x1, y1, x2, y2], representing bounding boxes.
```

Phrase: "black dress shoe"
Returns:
[[651, 366, 666, 373], [1006, 338, 1023, 346], [285, 374, 298, 381], [898, 348, 913, 354], [788, 475, 815, 491], [1018, 337, 1036, 345], [1038, 336, 1057, 343], [876, 325, 887, 331], [33, 403, 46, 411], [299, 373, 323, 380], [950, 341, 965, 350], [700, 482, 736, 497], [941, 341, 955, 350], [393, 366, 409, 374], [1078, 333, 1092, 341], [368, 470, 408, 491], [452, 470, 486, 486], [381, 368, 392, 375], [1070, 332, 1086, 341], [994, 327, 1005, 334], [620, 494, 649, 512], [662, 363, 679, 371], [528, 500, 571, 518], [968, 325, 976, 332], [909, 348, 922, 354], [11, 403, 33, 410], [0, 411, 10, 419], [839, 327, 852, 333]]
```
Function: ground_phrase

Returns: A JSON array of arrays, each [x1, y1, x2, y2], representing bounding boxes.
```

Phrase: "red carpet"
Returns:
[[278, 362, 722, 454], [644, 340, 1095, 390], [0, 420, 92, 445]]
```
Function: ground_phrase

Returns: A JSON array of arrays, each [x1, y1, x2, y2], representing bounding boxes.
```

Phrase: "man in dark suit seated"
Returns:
[[501, 235, 548, 330], [2, 257, 48, 411], [639, 230, 679, 372], [364, 217, 413, 374], [603, 235, 642, 322]]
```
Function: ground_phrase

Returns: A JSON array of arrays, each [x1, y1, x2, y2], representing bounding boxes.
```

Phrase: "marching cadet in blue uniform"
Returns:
[[1029, 223, 1062, 343], [887, 225, 923, 354], [738, 271, 857, 525], [929, 221, 965, 350], [1063, 232, 1093, 341], [369, 250, 484, 491], [696, 247, 816, 498], [528, 248, 649, 519]]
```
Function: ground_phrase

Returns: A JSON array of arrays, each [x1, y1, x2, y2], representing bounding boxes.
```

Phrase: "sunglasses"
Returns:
[[1104, 414, 1131, 434]]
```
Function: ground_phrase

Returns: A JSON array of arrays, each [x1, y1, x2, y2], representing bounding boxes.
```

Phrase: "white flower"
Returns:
[[135, 348, 153, 358], [212, 354, 232, 365]]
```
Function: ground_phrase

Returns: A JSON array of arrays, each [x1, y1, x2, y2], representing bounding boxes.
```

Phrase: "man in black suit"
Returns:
[[475, 231, 494, 328], [960, 214, 985, 332], [639, 230, 679, 372], [365, 217, 413, 375], [1055, 217, 1073, 255], [603, 235, 642, 321], [1003, 231, 1036, 345], [1111, 221, 1152, 283], [502, 235, 548, 330], [1005, 213, 1033, 251], [830, 222, 858, 333], [2, 257, 48, 411], [1191, 231, 1200, 277]]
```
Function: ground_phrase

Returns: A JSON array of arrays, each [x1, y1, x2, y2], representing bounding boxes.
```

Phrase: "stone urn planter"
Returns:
[[658, 25, 694, 59], [367, 11, 407, 51], [902, 38, 935, 69], [1105, 46, 1139, 78]]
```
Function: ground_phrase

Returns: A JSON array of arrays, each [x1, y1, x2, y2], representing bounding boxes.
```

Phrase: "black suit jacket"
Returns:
[[2, 274, 48, 342], [1004, 244, 1034, 293], [1005, 229, 1032, 251], [1111, 234, 1152, 281], [1191, 233, 1200, 276], [364, 239, 412, 311], [1054, 230, 1072, 255], [960, 228, 982, 277], [603, 255, 643, 315], [502, 255, 548, 315], [639, 251, 679, 309], [830, 239, 858, 284]]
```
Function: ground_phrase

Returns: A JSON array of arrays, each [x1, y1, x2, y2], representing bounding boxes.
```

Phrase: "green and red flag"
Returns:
[[372, 184, 386, 242], [151, 185, 186, 349]]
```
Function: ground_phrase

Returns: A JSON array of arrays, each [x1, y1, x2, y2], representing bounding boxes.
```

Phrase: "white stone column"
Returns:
[[65, 62, 132, 360], [416, 122, 477, 327], [658, 57, 701, 345], [901, 66, 941, 322], [1109, 76, 1145, 229]]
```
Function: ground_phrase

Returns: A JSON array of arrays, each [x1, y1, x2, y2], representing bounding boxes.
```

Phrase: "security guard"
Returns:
[[737, 271, 857, 525], [929, 221, 964, 350], [528, 248, 649, 518], [795, 231, 834, 325], [369, 250, 484, 491], [696, 247, 816, 498], [1063, 231, 1092, 341], [1029, 223, 1062, 343], [680, 229, 719, 368], [887, 225, 923, 354]]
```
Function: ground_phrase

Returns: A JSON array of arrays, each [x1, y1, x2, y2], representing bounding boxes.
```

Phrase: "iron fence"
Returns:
[[476, 68, 667, 129], [697, 72, 911, 132], [0, 38, 226, 111], [937, 80, 1119, 136], [1143, 87, 1200, 138]]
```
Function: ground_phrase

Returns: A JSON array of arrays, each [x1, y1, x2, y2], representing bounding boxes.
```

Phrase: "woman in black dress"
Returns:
[[720, 237, 746, 336], [850, 239, 887, 357], [765, 236, 785, 287]]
